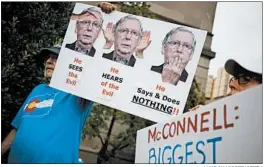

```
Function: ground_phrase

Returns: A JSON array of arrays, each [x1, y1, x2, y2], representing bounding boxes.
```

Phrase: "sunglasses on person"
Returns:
[[229, 74, 261, 86]]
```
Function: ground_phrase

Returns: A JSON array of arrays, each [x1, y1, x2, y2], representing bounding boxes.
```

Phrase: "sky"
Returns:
[[209, 2, 262, 77]]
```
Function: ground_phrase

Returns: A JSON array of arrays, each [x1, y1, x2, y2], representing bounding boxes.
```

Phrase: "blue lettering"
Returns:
[[195, 140, 206, 163], [162, 145, 172, 163], [207, 136, 222, 163], [149, 148, 156, 163], [186, 141, 193, 163], [172, 144, 183, 163], [158, 147, 161, 163]]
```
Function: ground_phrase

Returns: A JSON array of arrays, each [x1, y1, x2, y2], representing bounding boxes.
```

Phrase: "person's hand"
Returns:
[[161, 57, 186, 85], [98, 2, 117, 14], [135, 31, 152, 59], [71, 2, 117, 21], [189, 105, 203, 112], [71, 12, 91, 21], [103, 22, 115, 49]]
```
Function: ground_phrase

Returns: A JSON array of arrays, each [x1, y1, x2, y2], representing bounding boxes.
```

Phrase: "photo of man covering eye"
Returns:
[[66, 7, 103, 57]]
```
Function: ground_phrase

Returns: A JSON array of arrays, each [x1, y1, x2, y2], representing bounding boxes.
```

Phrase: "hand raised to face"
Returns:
[[161, 56, 186, 85], [103, 22, 115, 49], [135, 31, 152, 59]]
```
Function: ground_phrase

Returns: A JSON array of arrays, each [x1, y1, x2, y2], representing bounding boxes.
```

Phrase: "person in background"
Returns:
[[225, 59, 262, 95], [188, 59, 262, 112]]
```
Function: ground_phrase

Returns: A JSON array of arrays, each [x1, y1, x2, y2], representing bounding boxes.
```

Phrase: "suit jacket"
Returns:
[[151, 64, 188, 83], [102, 51, 136, 67], [65, 41, 96, 57]]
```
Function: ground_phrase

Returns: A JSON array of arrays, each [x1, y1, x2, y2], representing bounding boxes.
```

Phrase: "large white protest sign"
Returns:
[[50, 3, 207, 122], [135, 85, 263, 163]]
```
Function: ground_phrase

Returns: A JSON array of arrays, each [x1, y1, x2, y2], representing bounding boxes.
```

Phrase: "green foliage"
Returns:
[[119, 2, 155, 18], [82, 104, 114, 140], [185, 79, 206, 112], [1, 2, 74, 162]]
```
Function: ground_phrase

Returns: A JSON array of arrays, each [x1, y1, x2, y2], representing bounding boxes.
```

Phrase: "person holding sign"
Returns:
[[66, 7, 103, 57], [102, 15, 144, 67], [2, 46, 93, 164], [1, 3, 117, 163], [151, 27, 196, 86]]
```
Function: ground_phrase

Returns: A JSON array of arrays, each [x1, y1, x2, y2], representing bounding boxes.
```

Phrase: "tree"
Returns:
[[1, 2, 74, 163], [184, 79, 206, 113]]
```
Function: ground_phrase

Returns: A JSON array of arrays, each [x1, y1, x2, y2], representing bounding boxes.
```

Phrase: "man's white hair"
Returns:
[[114, 15, 143, 39], [78, 7, 104, 25]]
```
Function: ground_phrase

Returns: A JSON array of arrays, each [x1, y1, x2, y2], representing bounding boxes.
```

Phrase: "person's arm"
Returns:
[[1, 129, 16, 155], [1, 86, 40, 156]]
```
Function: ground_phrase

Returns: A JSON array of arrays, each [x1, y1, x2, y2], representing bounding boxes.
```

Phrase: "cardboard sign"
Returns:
[[135, 85, 263, 163], [50, 3, 207, 122]]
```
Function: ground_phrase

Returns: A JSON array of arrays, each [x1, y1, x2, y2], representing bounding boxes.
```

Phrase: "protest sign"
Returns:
[[135, 85, 263, 163], [50, 3, 207, 122]]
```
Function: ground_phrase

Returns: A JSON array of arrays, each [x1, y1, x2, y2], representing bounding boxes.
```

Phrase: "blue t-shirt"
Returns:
[[8, 84, 93, 163]]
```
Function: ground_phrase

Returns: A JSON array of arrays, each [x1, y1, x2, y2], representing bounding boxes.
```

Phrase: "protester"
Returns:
[[188, 59, 262, 112], [1, 46, 92, 163], [225, 59, 262, 95]]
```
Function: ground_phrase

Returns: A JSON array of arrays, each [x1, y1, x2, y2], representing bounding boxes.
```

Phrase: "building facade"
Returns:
[[205, 75, 214, 99], [206, 67, 232, 101]]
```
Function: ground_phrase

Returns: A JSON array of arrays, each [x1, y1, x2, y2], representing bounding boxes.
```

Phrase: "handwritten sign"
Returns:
[[50, 3, 207, 122], [135, 85, 263, 163]]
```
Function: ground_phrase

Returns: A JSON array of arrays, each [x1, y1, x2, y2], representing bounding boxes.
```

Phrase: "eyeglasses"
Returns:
[[117, 28, 140, 38], [229, 74, 260, 86], [77, 20, 101, 29], [166, 40, 193, 51]]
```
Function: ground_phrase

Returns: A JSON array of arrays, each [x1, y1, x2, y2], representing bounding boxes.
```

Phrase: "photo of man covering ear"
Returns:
[[102, 15, 144, 67]]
